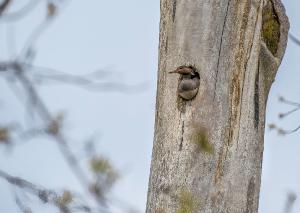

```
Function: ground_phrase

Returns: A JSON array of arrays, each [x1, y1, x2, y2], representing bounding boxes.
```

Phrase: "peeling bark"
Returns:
[[147, 0, 289, 212]]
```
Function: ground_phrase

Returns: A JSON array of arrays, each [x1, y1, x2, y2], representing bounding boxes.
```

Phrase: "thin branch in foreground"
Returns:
[[269, 96, 300, 134], [8, 64, 113, 210], [18, 18, 53, 61], [0, 1, 124, 210], [279, 125, 300, 135], [268, 123, 300, 135], [1, 61, 148, 93], [289, 33, 300, 47], [14, 0, 70, 61], [283, 192, 297, 213], [24, 64, 148, 93], [0, 0, 41, 22], [24, 63, 118, 80], [279, 96, 300, 107], [0, 169, 92, 213], [0, 0, 12, 15], [0, 169, 59, 207], [15, 194, 33, 213], [278, 107, 300, 119]]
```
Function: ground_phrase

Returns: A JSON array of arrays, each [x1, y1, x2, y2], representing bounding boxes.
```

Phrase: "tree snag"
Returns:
[[147, 0, 289, 212]]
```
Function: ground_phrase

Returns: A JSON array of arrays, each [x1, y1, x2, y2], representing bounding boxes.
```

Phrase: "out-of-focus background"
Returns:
[[0, 0, 299, 212]]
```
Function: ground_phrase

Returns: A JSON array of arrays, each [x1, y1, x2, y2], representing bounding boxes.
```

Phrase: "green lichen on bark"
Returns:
[[155, 208, 166, 213], [259, 43, 279, 99], [177, 190, 199, 213], [192, 127, 214, 154], [262, 0, 280, 55], [260, 0, 287, 97]]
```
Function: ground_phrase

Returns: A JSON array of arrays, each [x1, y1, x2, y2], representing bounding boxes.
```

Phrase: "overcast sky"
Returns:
[[0, 0, 300, 212]]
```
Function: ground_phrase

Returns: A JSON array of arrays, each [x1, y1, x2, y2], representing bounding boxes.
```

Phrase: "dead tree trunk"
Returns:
[[146, 0, 289, 212]]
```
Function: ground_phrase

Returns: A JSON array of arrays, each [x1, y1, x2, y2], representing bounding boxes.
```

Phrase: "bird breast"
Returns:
[[177, 78, 200, 100]]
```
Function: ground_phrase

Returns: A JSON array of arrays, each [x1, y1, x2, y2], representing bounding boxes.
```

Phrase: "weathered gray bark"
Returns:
[[147, 0, 289, 212]]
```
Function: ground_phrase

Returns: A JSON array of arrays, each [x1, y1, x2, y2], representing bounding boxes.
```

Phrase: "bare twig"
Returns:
[[0, 169, 58, 206], [0, 0, 40, 22], [1, 61, 148, 93], [279, 125, 300, 135], [269, 96, 300, 135], [278, 107, 300, 119], [283, 192, 297, 213], [0, 169, 93, 213], [25, 64, 147, 93], [289, 33, 300, 47], [0, 1, 123, 211], [18, 18, 52, 61], [16, 67, 89, 186], [13, 0, 70, 61], [0, 0, 12, 15], [11, 64, 111, 209], [24, 63, 117, 79], [279, 96, 300, 107], [15, 194, 33, 213]]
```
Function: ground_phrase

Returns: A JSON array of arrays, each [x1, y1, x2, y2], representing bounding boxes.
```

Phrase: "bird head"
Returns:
[[169, 65, 196, 75]]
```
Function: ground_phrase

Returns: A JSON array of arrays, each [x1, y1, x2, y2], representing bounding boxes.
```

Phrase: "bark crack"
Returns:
[[213, 0, 230, 101], [215, 0, 256, 180], [179, 120, 184, 151], [172, 0, 177, 22], [165, 36, 168, 55], [236, 7, 260, 149], [245, 177, 255, 213], [254, 69, 259, 128]]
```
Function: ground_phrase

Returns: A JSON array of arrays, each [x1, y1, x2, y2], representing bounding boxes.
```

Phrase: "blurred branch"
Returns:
[[0, 169, 92, 213], [15, 194, 33, 213], [0, 0, 12, 15], [24, 63, 117, 79], [17, 1, 66, 61], [1, 61, 111, 209], [25, 63, 148, 93], [0, 61, 148, 93], [283, 192, 297, 213], [18, 18, 52, 61], [0, 61, 12, 71], [0, 0, 40, 22], [279, 96, 300, 107], [289, 33, 300, 47], [14, 66, 91, 192], [0, 0, 131, 211], [0, 169, 61, 209], [268, 96, 300, 135]]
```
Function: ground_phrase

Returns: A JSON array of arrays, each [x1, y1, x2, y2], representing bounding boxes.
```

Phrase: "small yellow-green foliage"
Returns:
[[90, 156, 111, 173], [155, 208, 166, 213], [90, 155, 119, 185], [47, 112, 65, 135], [57, 190, 73, 206], [177, 190, 199, 213], [194, 128, 214, 154], [0, 127, 9, 143], [262, 1, 280, 55]]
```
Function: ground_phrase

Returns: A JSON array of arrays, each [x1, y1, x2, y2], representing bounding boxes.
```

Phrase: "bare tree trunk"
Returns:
[[146, 0, 289, 212]]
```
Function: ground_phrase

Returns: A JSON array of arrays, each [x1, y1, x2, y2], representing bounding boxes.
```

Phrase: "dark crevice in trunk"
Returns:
[[172, 0, 177, 22], [254, 69, 259, 128], [213, 0, 230, 101], [179, 120, 184, 151]]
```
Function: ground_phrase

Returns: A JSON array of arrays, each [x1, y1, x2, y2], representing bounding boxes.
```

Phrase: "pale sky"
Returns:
[[0, 0, 300, 212]]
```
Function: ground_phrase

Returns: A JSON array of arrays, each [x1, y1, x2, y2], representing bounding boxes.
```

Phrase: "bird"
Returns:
[[169, 65, 200, 100]]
